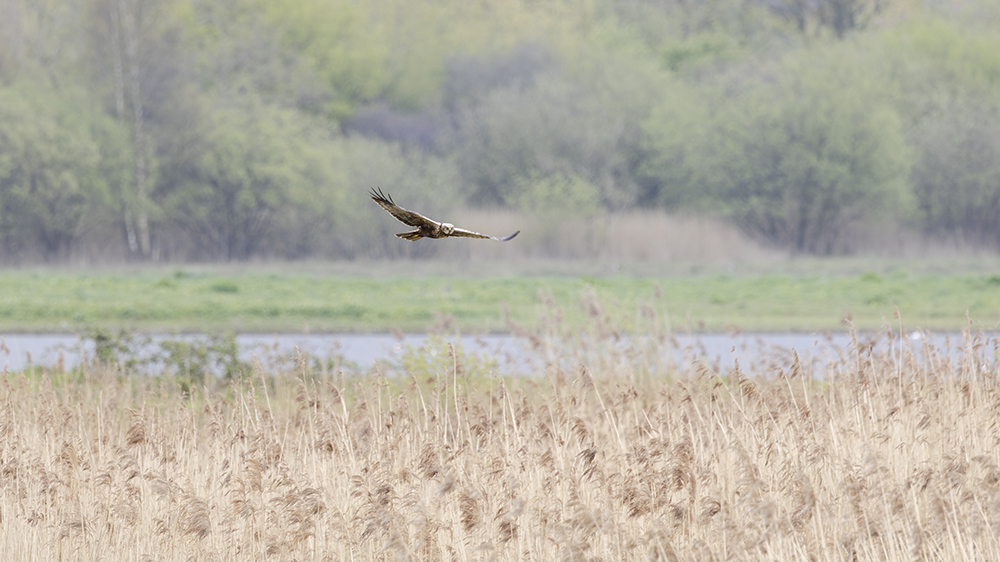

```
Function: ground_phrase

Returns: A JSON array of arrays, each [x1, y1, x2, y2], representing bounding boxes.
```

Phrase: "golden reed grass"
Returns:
[[1, 319, 999, 560]]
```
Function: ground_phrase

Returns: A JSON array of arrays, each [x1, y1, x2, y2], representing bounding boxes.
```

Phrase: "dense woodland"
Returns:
[[1, 0, 999, 262]]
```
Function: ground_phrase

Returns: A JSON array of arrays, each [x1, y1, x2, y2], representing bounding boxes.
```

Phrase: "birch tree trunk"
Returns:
[[111, 0, 151, 258], [108, 2, 140, 255]]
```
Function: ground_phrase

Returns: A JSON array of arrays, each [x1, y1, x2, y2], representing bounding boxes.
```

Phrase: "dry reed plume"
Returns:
[[1, 303, 999, 560]]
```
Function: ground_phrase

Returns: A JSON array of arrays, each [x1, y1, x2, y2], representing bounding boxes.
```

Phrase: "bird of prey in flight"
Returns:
[[370, 188, 520, 242]]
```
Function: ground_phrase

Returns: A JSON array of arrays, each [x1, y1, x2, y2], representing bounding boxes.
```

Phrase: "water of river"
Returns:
[[2, 329, 993, 378]]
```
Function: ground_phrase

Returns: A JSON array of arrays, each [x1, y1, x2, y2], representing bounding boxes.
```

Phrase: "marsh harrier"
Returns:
[[370, 188, 520, 242]]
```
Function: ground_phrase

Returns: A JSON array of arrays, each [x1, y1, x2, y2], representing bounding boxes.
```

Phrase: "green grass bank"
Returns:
[[0, 263, 998, 333]]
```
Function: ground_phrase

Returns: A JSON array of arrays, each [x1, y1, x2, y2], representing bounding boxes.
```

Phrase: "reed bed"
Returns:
[[1, 316, 999, 560]]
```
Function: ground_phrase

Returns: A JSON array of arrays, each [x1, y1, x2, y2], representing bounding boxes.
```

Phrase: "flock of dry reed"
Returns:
[[1, 299, 999, 561]]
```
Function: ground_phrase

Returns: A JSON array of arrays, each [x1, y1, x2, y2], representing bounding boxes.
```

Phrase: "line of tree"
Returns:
[[1, 0, 999, 262]]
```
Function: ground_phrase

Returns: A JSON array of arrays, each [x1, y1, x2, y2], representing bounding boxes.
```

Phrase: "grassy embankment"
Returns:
[[1, 311, 998, 560], [0, 262, 999, 333]]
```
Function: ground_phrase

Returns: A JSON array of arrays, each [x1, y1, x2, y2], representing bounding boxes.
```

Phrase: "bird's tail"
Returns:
[[395, 230, 423, 241]]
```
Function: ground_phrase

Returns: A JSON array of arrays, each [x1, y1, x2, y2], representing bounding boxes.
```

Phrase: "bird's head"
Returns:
[[441, 223, 455, 235]]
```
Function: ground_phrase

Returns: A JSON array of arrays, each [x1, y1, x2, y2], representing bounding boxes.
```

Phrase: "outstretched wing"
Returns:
[[450, 227, 520, 242], [369, 187, 440, 229]]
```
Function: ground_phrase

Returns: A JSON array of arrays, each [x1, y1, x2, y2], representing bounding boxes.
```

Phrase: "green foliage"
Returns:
[[512, 172, 601, 216], [258, 0, 391, 118], [889, 18, 1000, 102], [638, 79, 714, 208], [910, 97, 1000, 246], [173, 0, 333, 114], [397, 334, 498, 380], [645, 41, 913, 254], [0, 80, 120, 259], [661, 33, 743, 72], [759, 0, 889, 39], [157, 333, 248, 384], [160, 99, 344, 260], [84, 327, 149, 369], [885, 20, 1000, 247], [210, 280, 239, 293], [5, 0, 1000, 260], [455, 51, 663, 210], [83, 326, 250, 386], [858, 271, 882, 283]]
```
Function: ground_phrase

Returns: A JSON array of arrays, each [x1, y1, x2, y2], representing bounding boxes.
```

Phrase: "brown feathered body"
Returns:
[[398, 223, 450, 241]]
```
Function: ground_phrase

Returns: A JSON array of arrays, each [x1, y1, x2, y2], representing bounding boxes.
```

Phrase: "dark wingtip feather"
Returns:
[[499, 230, 520, 242], [369, 186, 394, 205]]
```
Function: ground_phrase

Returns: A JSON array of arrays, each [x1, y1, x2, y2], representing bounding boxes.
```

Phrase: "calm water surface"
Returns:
[[1, 330, 991, 377]]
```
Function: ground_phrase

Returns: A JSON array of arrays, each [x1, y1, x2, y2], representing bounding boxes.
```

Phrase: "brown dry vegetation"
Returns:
[[2, 319, 1000, 560], [447, 210, 778, 263]]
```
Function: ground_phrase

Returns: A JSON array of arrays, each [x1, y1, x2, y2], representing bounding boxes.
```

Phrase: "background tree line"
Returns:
[[0, 0, 999, 262]]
